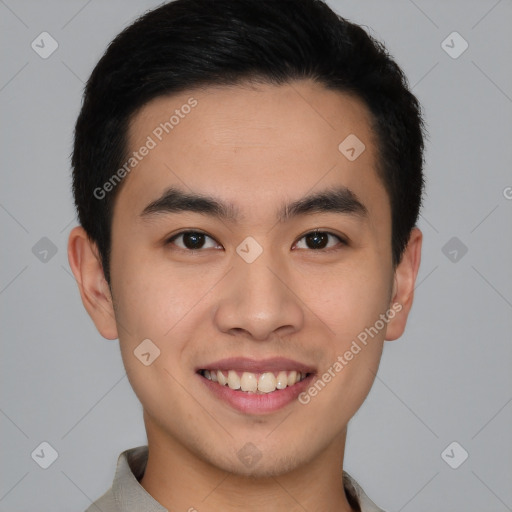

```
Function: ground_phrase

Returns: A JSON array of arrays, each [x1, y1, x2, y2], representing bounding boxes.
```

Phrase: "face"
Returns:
[[70, 80, 420, 477]]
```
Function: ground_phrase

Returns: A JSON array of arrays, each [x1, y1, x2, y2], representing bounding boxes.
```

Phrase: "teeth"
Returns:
[[217, 371, 228, 386], [240, 372, 258, 392], [201, 369, 309, 393], [227, 370, 241, 390], [258, 372, 276, 393], [276, 371, 288, 389]]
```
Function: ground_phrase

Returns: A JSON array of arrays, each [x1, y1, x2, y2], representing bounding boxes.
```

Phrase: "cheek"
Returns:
[[297, 279, 388, 430], [305, 260, 391, 392], [111, 268, 193, 418], [312, 260, 392, 339], [313, 261, 391, 393], [110, 242, 194, 337]]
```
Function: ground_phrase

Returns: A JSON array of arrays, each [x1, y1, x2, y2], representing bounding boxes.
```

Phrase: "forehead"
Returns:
[[116, 80, 389, 228]]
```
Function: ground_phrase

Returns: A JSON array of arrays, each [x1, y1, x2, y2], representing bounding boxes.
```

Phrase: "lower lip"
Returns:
[[198, 372, 315, 414]]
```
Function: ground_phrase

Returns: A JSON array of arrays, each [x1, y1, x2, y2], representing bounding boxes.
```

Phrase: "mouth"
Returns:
[[197, 369, 312, 394], [195, 357, 316, 414]]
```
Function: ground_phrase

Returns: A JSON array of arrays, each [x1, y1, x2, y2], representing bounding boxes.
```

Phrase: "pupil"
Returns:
[[184, 232, 204, 249], [307, 232, 327, 249]]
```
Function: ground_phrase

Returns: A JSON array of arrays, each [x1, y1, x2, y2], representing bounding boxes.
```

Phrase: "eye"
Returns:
[[165, 229, 347, 252], [166, 231, 220, 251], [294, 230, 347, 251]]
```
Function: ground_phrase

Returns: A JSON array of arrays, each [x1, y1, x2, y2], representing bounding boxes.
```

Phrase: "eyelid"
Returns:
[[293, 230, 348, 252], [165, 230, 219, 251]]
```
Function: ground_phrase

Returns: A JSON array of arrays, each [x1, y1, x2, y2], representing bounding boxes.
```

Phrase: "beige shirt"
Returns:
[[85, 446, 388, 512]]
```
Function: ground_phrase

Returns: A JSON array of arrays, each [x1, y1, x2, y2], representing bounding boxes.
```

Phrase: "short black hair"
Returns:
[[72, 0, 426, 285]]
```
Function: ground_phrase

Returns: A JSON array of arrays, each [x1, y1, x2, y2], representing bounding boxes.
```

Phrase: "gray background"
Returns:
[[1, 0, 511, 511]]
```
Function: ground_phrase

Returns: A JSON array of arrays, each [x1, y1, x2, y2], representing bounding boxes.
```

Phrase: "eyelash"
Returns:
[[164, 230, 348, 253]]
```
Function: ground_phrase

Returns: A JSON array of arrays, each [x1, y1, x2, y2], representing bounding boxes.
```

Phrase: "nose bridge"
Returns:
[[213, 244, 304, 339], [240, 249, 285, 306]]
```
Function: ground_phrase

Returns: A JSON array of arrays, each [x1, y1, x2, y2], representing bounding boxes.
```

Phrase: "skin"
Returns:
[[68, 79, 422, 512]]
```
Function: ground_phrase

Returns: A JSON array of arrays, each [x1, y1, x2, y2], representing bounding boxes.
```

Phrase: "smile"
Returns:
[[198, 369, 310, 394]]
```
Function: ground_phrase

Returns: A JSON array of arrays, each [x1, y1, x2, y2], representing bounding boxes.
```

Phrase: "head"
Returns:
[[68, 0, 425, 479]]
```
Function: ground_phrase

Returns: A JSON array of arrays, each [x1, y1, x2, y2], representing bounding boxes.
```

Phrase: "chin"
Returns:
[[202, 444, 309, 479]]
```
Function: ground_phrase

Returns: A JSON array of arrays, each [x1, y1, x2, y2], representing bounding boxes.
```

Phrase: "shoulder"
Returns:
[[84, 486, 120, 512]]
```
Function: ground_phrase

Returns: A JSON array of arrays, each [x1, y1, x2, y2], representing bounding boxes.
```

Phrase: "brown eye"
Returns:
[[294, 231, 346, 251], [167, 231, 219, 251]]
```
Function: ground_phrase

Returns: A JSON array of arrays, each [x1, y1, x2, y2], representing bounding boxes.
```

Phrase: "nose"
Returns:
[[212, 249, 304, 341]]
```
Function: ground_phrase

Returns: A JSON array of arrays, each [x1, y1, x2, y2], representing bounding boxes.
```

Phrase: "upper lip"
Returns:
[[196, 357, 316, 374]]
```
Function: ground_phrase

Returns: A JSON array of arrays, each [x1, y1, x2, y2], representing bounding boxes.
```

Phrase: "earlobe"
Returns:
[[67, 226, 119, 340], [385, 227, 423, 341]]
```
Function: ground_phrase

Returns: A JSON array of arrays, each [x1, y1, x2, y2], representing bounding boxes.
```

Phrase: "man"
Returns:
[[67, 0, 425, 510]]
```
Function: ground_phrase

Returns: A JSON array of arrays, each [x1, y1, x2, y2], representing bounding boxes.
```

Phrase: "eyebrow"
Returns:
[[140, 185, 368, 223]]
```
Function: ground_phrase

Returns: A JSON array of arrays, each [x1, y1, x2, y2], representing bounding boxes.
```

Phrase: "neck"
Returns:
[[139, 412, 357, 512]]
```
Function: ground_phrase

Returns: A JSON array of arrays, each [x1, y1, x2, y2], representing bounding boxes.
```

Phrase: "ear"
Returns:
[[385, 227, 422, 341], [67, 226, 118, 340]]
